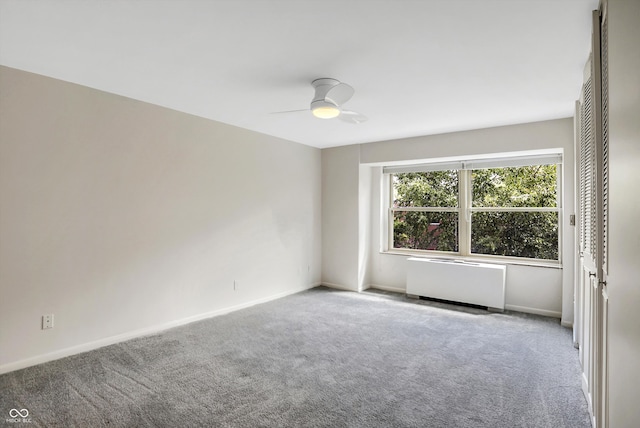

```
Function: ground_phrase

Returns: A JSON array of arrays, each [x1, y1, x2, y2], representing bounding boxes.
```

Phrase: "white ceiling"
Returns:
[[0, 0, 597, 148]]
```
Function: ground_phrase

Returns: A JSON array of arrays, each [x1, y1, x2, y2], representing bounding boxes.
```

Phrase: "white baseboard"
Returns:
[[504, 304, 562, 319], [321, 282, 357, 292], [0, 284, 318, 375], [366, 287, 564, 321], [365, 284, 406, 294], [364, 285, 564, 319]]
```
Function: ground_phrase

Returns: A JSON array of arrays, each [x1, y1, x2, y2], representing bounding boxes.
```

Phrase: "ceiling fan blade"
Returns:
[[339, 110, 368, 124], [325, 82, 354, 105], [269, 108, 308, 114]]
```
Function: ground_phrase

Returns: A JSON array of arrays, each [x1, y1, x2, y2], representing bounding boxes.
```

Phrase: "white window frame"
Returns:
[[384, 154, 563, 266]]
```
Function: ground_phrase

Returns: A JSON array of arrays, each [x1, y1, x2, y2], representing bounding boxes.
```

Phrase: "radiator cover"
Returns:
[[406, 258, 506, 310]]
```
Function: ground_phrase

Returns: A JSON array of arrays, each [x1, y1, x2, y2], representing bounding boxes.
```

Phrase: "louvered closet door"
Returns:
[[577, 53, 598, 423], [576, 6, 609, 428]]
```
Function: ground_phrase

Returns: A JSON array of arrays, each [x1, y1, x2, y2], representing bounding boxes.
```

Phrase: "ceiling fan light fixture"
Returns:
[[311, 100, 340, 119]]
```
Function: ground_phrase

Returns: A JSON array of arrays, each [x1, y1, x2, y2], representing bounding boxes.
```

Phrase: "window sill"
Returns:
[[380, 250, 562, 269]]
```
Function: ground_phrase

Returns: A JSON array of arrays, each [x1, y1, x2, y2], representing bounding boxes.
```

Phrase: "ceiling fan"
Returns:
[[272, 78, 368, 124]]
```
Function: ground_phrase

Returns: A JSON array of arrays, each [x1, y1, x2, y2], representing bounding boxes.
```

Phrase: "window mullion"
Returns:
[[390, 207, 458, 212], [388, 174, 394, 251], [459, 169, 471, 256], [557, 163, 563, 264], [471, 207, 559, 212]]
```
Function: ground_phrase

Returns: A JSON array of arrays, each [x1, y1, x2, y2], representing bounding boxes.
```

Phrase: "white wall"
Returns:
[[366, 166, 562, 318], [321, 145, 360, 290], [359, 119, 573, 165], [357, 165, 373, 291], [323, 118, 574, 320], [0, 66, 322, 372], [606, 0, 640, 425]]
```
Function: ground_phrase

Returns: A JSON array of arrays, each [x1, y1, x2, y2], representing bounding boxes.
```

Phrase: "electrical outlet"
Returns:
[[42, 314, 54, 330]]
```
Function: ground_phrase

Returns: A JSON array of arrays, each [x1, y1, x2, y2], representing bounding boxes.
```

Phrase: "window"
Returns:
[[392, 170, 459, 252], [386, 155, 561, 262], [470, 166, 559, 260]]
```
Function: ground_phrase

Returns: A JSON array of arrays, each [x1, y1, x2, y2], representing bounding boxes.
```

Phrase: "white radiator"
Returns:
[[406, 258, 506, 310]]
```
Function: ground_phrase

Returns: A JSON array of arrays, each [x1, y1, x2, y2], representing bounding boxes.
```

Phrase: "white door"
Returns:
[[575, 7, 609, 428]]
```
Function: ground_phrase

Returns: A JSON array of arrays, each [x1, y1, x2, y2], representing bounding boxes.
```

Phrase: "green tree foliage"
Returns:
[[472, 165, 557, 208], [471, 211, 558, 259], [393, 211, 458, 251], [394, 170, 458, 208], [393, 170, 458, 251], [471, 166, 558, 259], [392, 165, 559, 260]]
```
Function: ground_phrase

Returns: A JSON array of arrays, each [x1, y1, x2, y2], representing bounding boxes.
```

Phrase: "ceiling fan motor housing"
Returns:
[[311, 78, 340, 100], [310, 78, 353, 118]]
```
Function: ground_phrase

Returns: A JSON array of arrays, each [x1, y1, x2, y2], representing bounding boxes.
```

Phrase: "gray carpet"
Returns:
[[0, 286, 590, 427]]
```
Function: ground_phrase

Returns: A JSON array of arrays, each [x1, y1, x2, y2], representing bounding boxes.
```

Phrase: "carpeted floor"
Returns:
[[0, 286, 591, 427]]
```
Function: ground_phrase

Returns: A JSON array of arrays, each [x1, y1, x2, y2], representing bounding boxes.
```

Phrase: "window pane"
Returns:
[[393, 171, 458, 208], [471, 212, 559, 260], [393, 211, 458, 252], [472, 165, 557, 208]]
